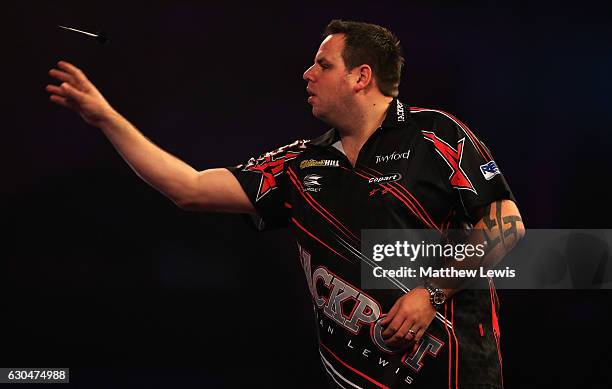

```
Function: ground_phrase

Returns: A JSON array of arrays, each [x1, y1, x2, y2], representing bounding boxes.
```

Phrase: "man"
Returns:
[[47, 19, 524, 388]]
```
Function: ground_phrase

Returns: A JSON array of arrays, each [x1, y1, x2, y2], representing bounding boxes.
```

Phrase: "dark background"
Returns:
[[3, 1, 612, 388]]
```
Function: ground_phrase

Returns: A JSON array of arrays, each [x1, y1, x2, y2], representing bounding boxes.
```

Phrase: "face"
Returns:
[[303, 34, 355, 124]]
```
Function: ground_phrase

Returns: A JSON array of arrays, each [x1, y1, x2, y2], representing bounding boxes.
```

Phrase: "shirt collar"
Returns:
[[381, 97, 411, 128], [308, 97, 410, 148], [308, 128, 340, 148]]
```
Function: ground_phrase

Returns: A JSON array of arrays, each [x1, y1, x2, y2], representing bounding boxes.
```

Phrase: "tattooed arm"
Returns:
[[380, 199, 525, 348], [436, 199, 526, 298]]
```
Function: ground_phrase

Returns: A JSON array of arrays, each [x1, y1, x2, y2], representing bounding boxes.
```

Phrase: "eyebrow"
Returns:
[[316, 57, 330, 65]]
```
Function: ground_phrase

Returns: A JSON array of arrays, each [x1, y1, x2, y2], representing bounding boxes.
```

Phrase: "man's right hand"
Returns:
[[45, 60, 256, 215], [46, 61, 117, 128]]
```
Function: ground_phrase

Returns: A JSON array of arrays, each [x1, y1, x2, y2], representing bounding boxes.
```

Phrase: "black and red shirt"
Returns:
[[228, 98, 515, 388]]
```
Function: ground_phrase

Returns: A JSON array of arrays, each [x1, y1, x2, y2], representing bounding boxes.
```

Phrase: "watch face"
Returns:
[[433, 290, 446, 305]]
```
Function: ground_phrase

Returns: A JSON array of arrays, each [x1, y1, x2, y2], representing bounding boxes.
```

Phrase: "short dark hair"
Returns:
[[324, 19, 404, 97]]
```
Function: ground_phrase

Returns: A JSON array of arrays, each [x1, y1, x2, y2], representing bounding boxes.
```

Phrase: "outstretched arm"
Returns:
[[46, 61, 254, 214]]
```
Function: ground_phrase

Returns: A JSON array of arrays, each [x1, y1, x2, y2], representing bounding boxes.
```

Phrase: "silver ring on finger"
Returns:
[[407, 329, 416, 337]]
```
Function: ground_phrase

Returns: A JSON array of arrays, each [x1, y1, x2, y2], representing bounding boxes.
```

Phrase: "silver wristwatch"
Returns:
[[423, 281, 447, 308]]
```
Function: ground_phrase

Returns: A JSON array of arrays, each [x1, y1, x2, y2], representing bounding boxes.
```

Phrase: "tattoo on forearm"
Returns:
[[482, 201, 502, 254], [495, 200, 505, 246], [482, 202, 496, 230], [502, 215, 522, 240], [438, 201, 523, 292], [481, 201, 523, 258]]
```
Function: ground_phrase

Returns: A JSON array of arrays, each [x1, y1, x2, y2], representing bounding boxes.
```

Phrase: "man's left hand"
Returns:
[[379, 287, 436, 349]]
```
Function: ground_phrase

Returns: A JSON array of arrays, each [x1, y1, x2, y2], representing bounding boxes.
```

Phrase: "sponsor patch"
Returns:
[[303, 174, 323, 192], [396, 100, 405, 122], [480, 160, 500, 180], [375, 150, 410, 164], [300, 159, 340, 169], [368, 173, 402, 185]]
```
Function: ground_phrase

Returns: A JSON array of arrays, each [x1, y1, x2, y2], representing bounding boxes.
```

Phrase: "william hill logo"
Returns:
[[300, 159, 340, 169]]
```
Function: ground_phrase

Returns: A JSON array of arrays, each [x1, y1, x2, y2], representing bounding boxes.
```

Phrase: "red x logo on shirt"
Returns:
[[422, 131, 476, 194]]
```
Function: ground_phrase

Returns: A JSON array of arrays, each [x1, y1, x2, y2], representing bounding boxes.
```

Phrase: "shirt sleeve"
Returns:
[[424, 111, 516, 222], [226, 139, 308, 231]]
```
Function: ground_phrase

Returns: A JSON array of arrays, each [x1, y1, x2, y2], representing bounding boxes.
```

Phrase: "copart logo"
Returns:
[[303, 174, 323, 192], [368, 173, 402, 185], [300, 159, 339, 169], [375, 150, 410, 164]]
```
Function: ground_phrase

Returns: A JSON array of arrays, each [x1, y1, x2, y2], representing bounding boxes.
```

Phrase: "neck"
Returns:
[[336, 95, 394, 152]]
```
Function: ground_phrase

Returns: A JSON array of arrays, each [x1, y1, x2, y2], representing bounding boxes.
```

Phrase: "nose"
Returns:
[[303, 64, 315, 82]]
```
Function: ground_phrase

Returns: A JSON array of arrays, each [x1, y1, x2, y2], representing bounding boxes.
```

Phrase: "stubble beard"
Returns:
[[313, 94, 353, 130]]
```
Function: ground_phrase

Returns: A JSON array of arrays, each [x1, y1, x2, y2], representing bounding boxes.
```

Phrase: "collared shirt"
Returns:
[[228, 98, 514, 388]]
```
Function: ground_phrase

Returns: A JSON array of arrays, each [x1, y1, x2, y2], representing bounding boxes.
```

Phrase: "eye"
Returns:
[[316, 60, 330, 70]]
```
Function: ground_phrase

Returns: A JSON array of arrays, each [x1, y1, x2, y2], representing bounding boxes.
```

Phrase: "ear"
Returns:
[[352, 64, 373, 93]]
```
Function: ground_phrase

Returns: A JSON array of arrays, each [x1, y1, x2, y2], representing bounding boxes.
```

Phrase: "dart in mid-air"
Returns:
[[58, 25, 108, 44]]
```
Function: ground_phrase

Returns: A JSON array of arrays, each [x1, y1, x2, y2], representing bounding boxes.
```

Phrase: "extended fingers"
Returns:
[[50, 64, 92, 94], [46, 84, 65, 96], [47, 83, 69, 105], [49, 68, 75, 85], [49, 94, 76, 110], [46, 82, 85, 105], [57, 61, 88, 83]]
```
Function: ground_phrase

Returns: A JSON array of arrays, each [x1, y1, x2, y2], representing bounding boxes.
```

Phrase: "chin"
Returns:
[[309, 102, 324, 115], [310, 104, 335, 126], [311, 106, 323, 119], [311, 109, 329, 123]]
